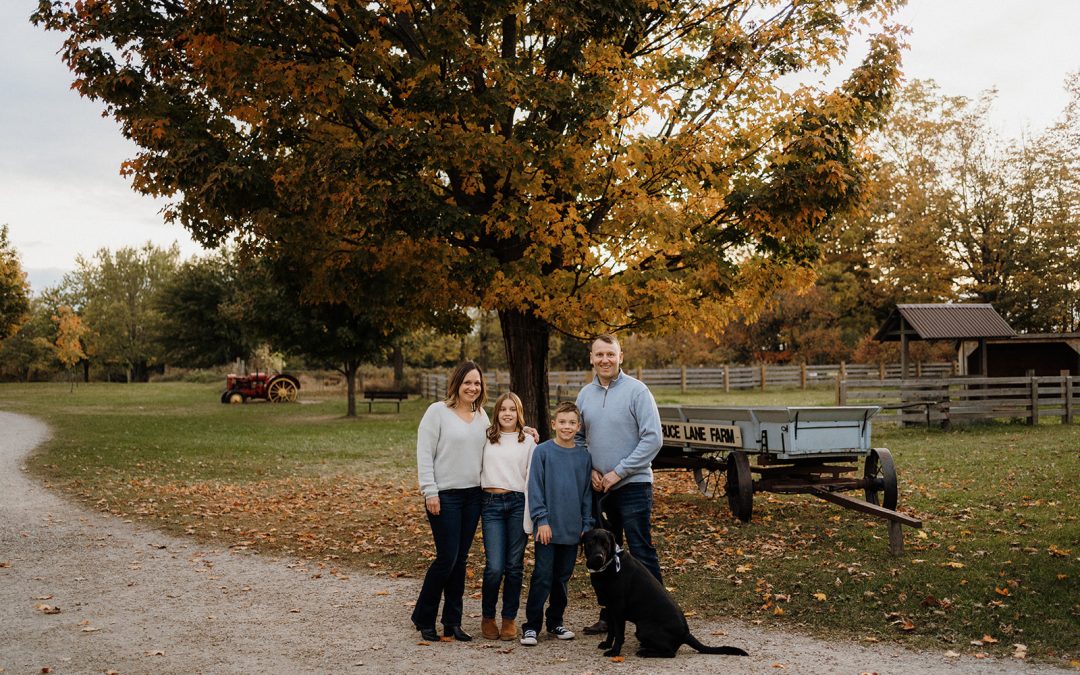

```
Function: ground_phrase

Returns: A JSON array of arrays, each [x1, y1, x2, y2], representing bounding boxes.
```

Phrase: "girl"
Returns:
[[478, 391, 536, 641]]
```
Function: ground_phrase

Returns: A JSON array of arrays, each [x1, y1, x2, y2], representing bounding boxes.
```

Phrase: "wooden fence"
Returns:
[[838, 373, 1078, 426], [420, 361, 956, 400]]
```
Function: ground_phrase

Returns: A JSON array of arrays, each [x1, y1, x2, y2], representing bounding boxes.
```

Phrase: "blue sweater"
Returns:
[[527, 440, 594, 545], [575, 370, 662, 488]]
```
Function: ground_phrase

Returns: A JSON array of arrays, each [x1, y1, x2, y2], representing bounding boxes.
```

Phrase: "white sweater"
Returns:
[[416, 402, 489, 498], [481, 431, 536, 493]]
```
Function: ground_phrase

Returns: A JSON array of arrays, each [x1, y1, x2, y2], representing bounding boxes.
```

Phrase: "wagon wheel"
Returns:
[[266, 377, 298, 403], [692, 455, 727, 498], [863, 447, 897, 511], [726, 451, 754, 523], [226, 391, 245, 405]]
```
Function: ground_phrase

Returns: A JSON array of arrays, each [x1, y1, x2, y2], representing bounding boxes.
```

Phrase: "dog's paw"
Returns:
[[597, 640, 612, 650]]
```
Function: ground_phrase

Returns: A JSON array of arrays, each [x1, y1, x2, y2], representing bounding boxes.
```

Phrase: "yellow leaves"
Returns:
[[35, 603, 61, 614], [940, 561, 965, 569], [609, 656, 625, 663], [812, 592, 827, 602], [1047, 545, 1071, 557]]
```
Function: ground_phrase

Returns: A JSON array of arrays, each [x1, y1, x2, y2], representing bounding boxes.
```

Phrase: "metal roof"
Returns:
[[873, 304, 1016, 342]]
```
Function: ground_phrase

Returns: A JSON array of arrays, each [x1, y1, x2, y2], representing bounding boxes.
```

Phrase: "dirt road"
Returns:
[[0, 411, 1069, 674]]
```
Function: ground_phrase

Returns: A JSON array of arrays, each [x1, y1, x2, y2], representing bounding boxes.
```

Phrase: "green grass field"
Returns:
[[2, 382, 1077, 665]]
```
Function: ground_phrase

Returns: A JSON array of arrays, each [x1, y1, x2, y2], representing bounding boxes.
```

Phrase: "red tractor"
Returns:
[[221, 372, 301, 404]]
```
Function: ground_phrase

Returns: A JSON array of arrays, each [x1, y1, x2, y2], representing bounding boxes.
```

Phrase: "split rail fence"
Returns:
[[420, 361, 956, 401], [838, 373, 1079, 426]]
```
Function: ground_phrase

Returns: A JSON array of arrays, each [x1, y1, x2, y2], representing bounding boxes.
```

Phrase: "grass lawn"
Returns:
[[2, 382, 1077, 665]]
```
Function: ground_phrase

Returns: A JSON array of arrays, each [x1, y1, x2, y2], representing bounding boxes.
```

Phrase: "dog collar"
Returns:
[[587, 544, 622, 574]]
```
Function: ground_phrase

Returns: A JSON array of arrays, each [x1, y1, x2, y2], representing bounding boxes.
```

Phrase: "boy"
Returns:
[[520, 401, 593, 646]]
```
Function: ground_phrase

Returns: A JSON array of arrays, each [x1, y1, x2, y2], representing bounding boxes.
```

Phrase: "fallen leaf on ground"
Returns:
[[81, 626, 101, 633], [416, 641, 430, 646], [981, 634, 998, 644], [994, 587, 1010, 596], [944, 651, 960, 658], [609, 656, 624, 662], [813, 592, 827, 602], [1012, 644, 1027, 659], [35, 604, 61, 615], [145, 650, 165, 656]]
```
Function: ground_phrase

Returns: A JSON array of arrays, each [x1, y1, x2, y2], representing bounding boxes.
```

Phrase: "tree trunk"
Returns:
[[391, 343, 404, 387], [498, 309, 550, 441], [342, 359, 360, 417]]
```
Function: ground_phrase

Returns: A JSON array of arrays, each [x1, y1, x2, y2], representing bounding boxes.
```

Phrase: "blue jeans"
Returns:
[[523, 541, 578, 633], [481, 491, 527, 619], [595, 482, 662, 583], [411, 487, 482, 629]]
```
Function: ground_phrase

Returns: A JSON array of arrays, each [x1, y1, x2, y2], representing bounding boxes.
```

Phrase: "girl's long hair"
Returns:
[[444, 360, 486, 411], [486, 391, 526, 444]]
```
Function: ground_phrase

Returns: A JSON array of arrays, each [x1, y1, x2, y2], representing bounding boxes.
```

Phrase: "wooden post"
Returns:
[[1029, 370, 1039, 426], [760, 363, 767, 391], [800, 362, 807, 389], [836, 376, 847, 405], [680, 365, 687, 394], [1062, 371, 1073, 425], [839, 361, 847, 380], [723, 365, 730, 392], [888, 521, 905, 556], [636, 366, 643, 383], [879, 362, 886, 380], [899, 317, 909, 380], [951, 360, 958, 376], [916, 361, 923, 379]]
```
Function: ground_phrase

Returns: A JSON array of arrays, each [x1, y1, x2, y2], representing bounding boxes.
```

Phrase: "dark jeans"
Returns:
[[594, 482, 662, 582], [523, 541, 578, 633], [480, 490, 527, 619], [411, 487, 482, 629]]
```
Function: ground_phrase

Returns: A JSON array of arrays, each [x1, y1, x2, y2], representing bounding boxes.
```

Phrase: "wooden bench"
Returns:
[[363, 389, 408, 413]]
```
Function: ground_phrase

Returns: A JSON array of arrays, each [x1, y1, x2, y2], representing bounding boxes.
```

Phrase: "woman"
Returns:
[[411, 360, 489, 642]]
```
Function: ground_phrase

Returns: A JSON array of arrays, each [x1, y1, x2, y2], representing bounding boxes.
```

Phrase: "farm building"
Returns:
[[874, 303, 1080, 377]]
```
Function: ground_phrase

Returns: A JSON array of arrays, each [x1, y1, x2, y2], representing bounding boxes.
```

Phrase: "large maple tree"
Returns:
[[36, 0, 903, 429]]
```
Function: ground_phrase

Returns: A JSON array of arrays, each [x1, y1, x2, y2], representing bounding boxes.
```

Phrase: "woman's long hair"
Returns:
[[443, 360, 486, 411], [486, 391, 526, 444]]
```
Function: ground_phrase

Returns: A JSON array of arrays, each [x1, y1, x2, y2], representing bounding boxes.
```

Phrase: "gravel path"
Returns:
[[0, 410, 1070, 674]]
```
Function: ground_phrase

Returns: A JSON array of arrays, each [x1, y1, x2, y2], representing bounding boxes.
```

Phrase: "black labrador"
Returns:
[[582, 528, 749, 659]]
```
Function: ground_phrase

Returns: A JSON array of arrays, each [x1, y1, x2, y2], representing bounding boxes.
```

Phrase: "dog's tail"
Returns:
[[685, 633, 749, 656]]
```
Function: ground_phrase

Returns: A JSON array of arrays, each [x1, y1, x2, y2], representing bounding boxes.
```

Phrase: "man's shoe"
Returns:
[[481, 617, 500, 640], [520, 629, 538, 646], [444, 625, 472, 641], [499, 618, 517, 641], [582, 619, 608, 635], [416, 626, 439, 642], [548, 625, 575, 640]]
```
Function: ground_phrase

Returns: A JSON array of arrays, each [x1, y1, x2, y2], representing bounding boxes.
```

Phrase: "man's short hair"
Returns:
[[592, 334, 620, 350], [552, 400, 580, 420]]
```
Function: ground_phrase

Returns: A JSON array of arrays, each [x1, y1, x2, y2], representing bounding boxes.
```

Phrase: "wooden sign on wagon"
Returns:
[[661, 421, 742, 448]]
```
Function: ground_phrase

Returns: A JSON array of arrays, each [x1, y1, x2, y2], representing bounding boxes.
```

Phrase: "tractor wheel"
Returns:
[[267, 376, 299, 403], [226, 391, 246, 405]]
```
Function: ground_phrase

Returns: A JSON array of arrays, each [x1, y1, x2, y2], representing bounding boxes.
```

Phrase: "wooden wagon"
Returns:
[[654, 405, 922, 553]]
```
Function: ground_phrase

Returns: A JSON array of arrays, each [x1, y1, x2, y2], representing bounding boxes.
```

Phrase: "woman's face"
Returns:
[[497, 398, 518, 430], [457, 369, 483, 405]]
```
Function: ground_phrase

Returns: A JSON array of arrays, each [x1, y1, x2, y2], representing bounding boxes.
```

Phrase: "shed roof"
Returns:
[[873, 304, 1016, 342]]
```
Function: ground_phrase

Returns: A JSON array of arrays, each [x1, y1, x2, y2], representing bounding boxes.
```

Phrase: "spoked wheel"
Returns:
[[863, 447, 898, 510], [726, 451, 754, 523], [693, 455, 727, 498], [266, 377, 299, 403]]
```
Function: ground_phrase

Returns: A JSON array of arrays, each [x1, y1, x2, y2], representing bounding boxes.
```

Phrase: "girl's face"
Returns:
[[497, 398, 519, 431], [458, 369, 482, 405]]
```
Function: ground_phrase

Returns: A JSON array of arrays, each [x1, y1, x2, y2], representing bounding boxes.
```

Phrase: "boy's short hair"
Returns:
[[552, 400, 580, 420]]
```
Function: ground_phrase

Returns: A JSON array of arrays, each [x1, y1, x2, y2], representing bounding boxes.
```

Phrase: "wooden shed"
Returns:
[[873, 304, 1015, 377]]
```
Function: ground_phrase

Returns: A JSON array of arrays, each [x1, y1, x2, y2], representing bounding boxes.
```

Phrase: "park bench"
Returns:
[[363, 389, 408, 413]]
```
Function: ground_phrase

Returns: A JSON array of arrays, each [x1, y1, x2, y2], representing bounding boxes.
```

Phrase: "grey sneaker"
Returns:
[[520, 629, 538, 646], [548, 625, 575, 640]]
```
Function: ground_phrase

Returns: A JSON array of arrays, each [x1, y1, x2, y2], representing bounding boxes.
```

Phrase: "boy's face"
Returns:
[[551, 411, 580, 443]]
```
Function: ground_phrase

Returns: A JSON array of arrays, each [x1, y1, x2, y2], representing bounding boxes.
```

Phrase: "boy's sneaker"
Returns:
[[548, 625, 575, 640], [520, 629, 538, 646]]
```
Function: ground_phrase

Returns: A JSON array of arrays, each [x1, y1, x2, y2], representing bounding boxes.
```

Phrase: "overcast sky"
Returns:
[[2, 1, 1078, 292]]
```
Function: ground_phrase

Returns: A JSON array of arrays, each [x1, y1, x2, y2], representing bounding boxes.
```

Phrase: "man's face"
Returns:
[[590, 339, 623, 382]]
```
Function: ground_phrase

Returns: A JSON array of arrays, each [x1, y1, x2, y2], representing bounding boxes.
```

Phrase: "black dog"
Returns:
[[582, 528, 748, 659]]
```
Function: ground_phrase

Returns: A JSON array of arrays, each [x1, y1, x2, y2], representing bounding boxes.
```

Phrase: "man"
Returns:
[[575, 334, 663, 635]]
